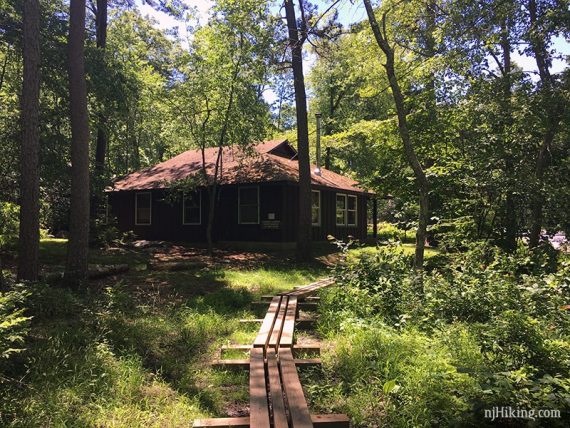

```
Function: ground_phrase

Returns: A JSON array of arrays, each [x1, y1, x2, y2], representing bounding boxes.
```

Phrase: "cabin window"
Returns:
[[183, 191, 201, 225], [311, 190, 321, 226], [336, 194, 347, 226], [238, 186, 259, 224], [135, 192, 152, 225], [347, 195, 358, 226]]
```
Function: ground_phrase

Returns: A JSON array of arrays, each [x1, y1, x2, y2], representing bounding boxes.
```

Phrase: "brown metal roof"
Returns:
[[108, 140, 371, 194]]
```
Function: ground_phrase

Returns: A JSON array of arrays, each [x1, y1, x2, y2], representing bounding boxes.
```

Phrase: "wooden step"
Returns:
[[220, 344, 321, 356], [211, 358, 321, 370], [240, 317, 315, 328], [194, 414, 349, 427], [251, 301, 318, 311]]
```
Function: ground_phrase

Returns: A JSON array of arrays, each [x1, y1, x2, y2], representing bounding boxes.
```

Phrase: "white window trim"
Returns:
[[238, 186, 260, 225], [347, 194, 358, 226], [336, 193, 347, 226], [135, 192, 152, 226], [312, 189, 321, 226], [182, 190, 202, 225]]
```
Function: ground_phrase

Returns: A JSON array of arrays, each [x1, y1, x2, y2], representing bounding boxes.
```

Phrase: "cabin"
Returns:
[[106, 139, 374, 246]]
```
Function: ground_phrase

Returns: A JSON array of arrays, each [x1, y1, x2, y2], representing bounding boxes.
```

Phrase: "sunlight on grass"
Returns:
[[348, 243, 440, 261], [222, 267, 326, 296]]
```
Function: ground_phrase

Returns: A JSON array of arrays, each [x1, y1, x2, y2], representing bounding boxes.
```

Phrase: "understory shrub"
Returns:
[[317, 323, 480, 427], [318, 243, 570, 426], [0, 285, 31, 366]]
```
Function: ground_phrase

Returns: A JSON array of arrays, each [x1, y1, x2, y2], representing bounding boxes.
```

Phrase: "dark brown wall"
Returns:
[[108, 182, 368, 243]]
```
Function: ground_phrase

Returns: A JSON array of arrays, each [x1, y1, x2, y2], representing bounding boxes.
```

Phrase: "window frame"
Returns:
[[134, 192, 152, 226], [335, 193, 347, 226], [311, 189, 321, 227], [347, 194, 358, 226], [182, 190, 202, 225], [238, 185, 260, 225]]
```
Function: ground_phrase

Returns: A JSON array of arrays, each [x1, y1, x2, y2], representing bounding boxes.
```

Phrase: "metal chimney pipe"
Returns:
[[315, 112, 322, 174]]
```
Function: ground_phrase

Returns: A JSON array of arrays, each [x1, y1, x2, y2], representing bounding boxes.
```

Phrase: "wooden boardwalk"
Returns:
[[194, 278, 350, 428]]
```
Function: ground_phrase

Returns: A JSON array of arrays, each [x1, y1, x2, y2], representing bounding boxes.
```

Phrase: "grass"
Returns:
[[3, 238, 447, 426], [1, 239, 330, 427], [348, 242, 440, 261]]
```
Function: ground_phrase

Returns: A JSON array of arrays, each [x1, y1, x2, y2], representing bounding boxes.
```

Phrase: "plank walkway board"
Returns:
[[279, 348, 313, 428], [268, 297, 288, 349], [196, 278, 347, 428], [253, 296, 282, 349], [220, 344, 321, 356], [194, 415, 350, 428], [193, 417, 250, 428], [249, 348, 270, 428], [280, 296, 297, 348], [212, 358, 322, 370], [267, 349, 288, 428], [251, 301, 318, 311]]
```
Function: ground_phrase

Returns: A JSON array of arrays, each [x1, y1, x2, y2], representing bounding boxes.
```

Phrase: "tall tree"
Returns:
[[64, 0, 90, 285], [171, 0, 274, 255], [527, 0, 565, 247], [284, 0, 312, 261], [17, 0, 41, 281], [363, 0, 430, 269], [92, 0, 108, 221]]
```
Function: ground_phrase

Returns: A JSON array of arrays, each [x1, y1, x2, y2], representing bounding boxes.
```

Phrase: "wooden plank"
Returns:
[[311, 414, 350, 428], [252, 301, 317, 311], [279, 348, 313, 428], [268, 297, 288, 349], [253, 296, 282, 349], [266, 349, 288, 428], [285, 278, 334, 297], [280, 296, 297, 348], [294, 358, 321, 367], [296, 317, 316, 330], [249, 348, 270, 428], [239, 319, 263, 323], [212, 359, 250, 370], [212, 358, 321, 370], [194, 415, 349, 428], [193, 417, 250, 428], [293, 344, 321, 356], [221, 344, 252, 351]]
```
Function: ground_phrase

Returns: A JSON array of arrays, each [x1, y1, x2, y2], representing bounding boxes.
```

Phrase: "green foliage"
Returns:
[[316, 244, 570, 424], [0, 285, 31, 364], [0, 202, 19, 251], [311, 323, 480, 427], [0, 240, 327, 425], [376, 222, 415, 243]]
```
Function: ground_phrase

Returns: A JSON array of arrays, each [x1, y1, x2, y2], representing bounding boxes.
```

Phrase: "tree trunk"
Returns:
[[206, 184, 217, 256], [284, 0, 312, 261], [527, 0, 561, 247], [363, 0, 429, 269], [64, 0, 90, 286], [94, 0, 108, 175], [91, 0, 108, 226], [17, 0, 41, 281], [500, 20, 517, 252]]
